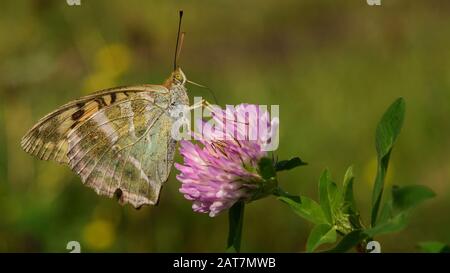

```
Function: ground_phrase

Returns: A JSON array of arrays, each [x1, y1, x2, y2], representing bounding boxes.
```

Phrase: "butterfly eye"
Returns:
[[174, 73, 183, 82]]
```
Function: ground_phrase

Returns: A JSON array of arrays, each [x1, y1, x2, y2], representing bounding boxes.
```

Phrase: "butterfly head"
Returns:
[[167, 11, 187, 87], [165, 67, 187, 87]]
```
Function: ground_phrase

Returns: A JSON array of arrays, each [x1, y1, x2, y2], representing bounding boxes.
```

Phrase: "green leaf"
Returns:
[[375, 97, 405, 158], [258, 157, 276, 180], [371, 98, 406, 227], [328, 181, 341, 213], [328, 180, 339, 204], [418, 241, 450, 253], [278, 195, 327, 225], [323, 230, 368, 253], [365, 212, 409, 237], [392, 185, 435, 212], [377, 200, 394, 225], [341, 166, 362, 229], [306, 224, 337, 252], [367, 185, 435, 237], [275, 157, 307, 172], [342, 166, 356, 213], [319, 169, 333, 224], [227, 201, 245, 253]]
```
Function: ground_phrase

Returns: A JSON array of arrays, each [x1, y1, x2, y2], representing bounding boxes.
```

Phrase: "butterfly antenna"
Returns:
[[174, 10, 184, 70], [187, 80, 220, 105]]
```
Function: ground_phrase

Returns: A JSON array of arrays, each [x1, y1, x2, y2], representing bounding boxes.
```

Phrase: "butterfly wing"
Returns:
[[21, 85, 178, 208], [21, 85, 168, 163]]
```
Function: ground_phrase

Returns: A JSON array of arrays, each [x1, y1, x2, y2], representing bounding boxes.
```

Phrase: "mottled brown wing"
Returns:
[[67, 92, 177, 207], [21, 85, 167, 163], [21, 85, 177, 208]]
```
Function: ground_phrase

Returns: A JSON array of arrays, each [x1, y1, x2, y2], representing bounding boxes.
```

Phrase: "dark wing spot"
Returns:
[[71, 109, 85, 120], [114, 188, 124, 203], [95, 97, 107, 108], [110, 93, 117, 104], [76, 102, 85, 108]]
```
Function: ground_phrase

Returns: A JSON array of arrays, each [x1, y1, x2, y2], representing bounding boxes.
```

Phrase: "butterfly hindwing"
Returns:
[[21, 84, 177, 207]]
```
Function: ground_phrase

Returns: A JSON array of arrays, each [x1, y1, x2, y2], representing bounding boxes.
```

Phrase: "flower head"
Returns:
[[175, 104, 278, 217]]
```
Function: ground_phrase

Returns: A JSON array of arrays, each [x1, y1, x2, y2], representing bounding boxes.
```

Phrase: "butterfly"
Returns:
[[21, 11, 192, 208]]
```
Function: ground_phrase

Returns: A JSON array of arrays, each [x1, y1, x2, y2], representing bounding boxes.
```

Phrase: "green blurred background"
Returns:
[[1, 0, 449, 252]]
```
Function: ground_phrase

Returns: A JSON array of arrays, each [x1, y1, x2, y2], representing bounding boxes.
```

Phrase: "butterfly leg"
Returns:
[[187, 98, 206, 111], [188, 99, 220, 115]]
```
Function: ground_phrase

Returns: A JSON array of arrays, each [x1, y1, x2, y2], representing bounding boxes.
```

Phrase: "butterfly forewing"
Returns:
[[21, 84, 178, 208], [21, 85, 167, 163]]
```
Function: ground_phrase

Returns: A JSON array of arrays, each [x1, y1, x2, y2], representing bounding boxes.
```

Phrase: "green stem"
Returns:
[[371, 152, 390, 227], [227, 201, 245, 253]]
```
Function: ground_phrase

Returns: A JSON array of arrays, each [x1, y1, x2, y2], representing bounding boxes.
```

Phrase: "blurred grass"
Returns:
[[0, 0, 449, 252]]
